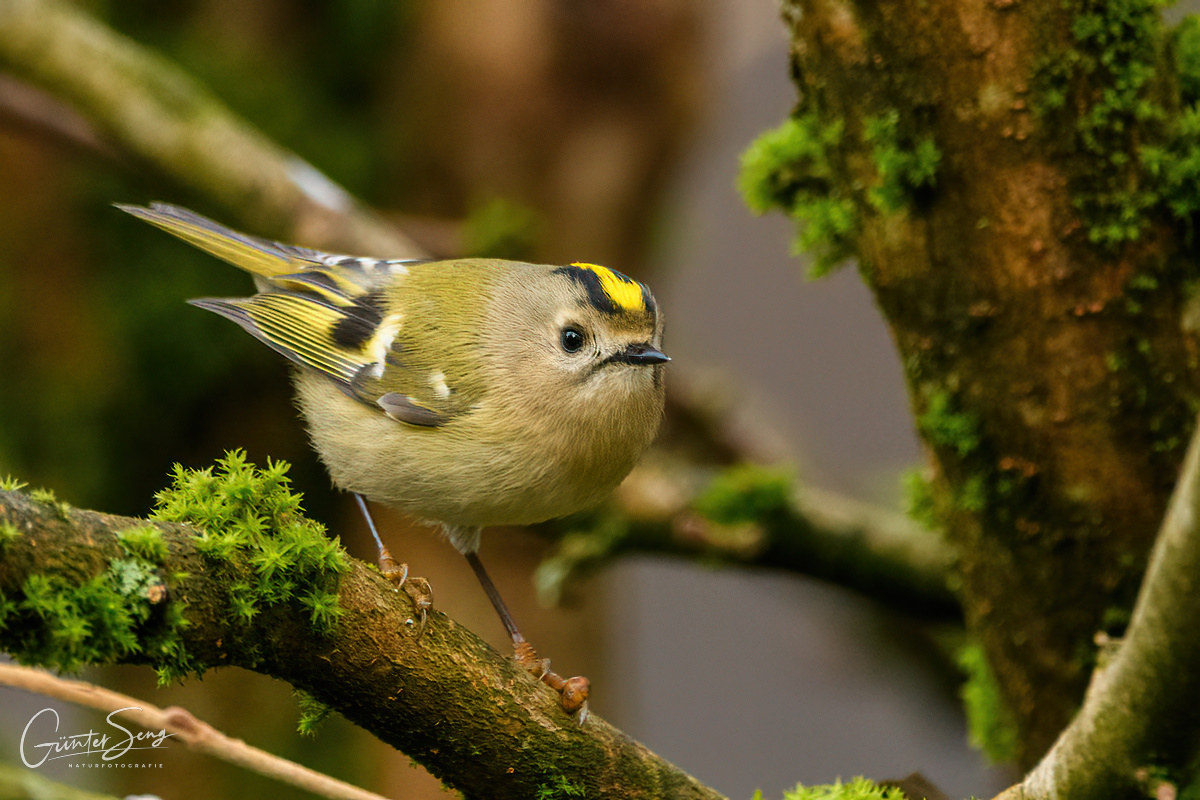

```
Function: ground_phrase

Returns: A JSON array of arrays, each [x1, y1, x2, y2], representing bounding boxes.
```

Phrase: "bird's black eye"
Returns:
[[561, 326, 585, 353]]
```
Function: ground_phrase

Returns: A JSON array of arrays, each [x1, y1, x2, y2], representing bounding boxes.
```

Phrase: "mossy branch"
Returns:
[[0, 0, 420, 258], [997, 412, 1200, 799], [0, 465, 722, 800], [538, 459, 957, 619]]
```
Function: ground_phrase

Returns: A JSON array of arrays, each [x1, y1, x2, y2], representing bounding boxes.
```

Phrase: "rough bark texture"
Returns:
[[779, 0, 1199, 765], [1013, 417, 1200, 799], [0, 489, 723, 800]]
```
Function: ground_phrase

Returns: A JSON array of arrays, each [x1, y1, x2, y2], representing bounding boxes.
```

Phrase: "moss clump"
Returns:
[[1035, 0, 1167, 247], [863, 110, 940, 213], [0, 520, 20, 549], [295, 689, 334, 737], [151, 451, 350, 650], [0, 475, 27, 491], [117, 524, 170, 564], [739, 113, 858, 278], [957, 641, 1020, 763], [693, 464, 793, 525], [3, 556, 188, 675], [534, 775, 587, 799], [752, 777, 905, 800], [916, 390, 982, 459]]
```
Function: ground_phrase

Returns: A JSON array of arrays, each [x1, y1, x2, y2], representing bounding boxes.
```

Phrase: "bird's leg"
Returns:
[[464, 550, 590, 722], [355, 494, 433, 633], [354, 493, 408, 586]]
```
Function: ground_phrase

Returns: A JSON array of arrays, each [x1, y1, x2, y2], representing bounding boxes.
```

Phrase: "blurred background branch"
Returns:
[[0, 0, 418, 257]]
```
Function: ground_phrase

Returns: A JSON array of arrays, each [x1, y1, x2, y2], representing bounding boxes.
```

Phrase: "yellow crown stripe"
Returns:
[[570, 262, 645, 314]]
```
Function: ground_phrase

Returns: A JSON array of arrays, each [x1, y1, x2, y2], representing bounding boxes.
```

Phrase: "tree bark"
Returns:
[[777, 0, 1199, 765]]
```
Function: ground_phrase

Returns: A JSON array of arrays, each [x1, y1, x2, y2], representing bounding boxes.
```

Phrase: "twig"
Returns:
[[1001, 412, 1200, 799], [0, 663, 389, 800]]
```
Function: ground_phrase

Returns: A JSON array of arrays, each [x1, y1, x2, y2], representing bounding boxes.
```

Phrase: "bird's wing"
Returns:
[[116, 202, 420, 285], [120, 202, 471, 426]]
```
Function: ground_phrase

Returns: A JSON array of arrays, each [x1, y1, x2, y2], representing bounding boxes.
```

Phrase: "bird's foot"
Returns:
[[513, 640, 590, 724], [402, 575, 434, 639], [377, 544, 409, 587]]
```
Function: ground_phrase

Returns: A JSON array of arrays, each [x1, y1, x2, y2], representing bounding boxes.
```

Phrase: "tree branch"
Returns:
[[0, 485, 723, 800], [538, 458, 957, 619], [0, 0, 419, 257], [1001, 412, 1200, 799]]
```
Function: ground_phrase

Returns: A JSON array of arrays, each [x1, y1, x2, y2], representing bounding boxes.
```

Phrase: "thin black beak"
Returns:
[[608, 343, 671, 366]]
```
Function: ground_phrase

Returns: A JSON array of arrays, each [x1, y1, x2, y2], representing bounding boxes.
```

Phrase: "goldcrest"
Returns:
[[119, 202, 669, 716]]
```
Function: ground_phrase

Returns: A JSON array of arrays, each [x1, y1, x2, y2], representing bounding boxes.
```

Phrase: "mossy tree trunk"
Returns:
[[762, 0, 1200, 766]]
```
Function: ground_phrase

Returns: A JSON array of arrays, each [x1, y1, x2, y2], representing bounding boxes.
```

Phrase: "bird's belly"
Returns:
[[295, 374, 637, 528]]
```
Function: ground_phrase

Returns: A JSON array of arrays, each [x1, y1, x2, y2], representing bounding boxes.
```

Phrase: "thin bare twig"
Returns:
[[0, 663, 390, 800]]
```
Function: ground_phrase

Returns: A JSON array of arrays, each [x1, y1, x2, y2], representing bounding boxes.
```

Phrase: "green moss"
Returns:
[[117, 524, 170, 564], [462, 195, 542, 262], [295, 689, 333, 737], [739, 113, 859, 277], [1177, 15, 1200, 104], [0, 520, 20, 549], [916, 390, 982, 458], [0, 475, 27, 491], [5, 556, 187, 675], [863, 110, 940, 213], [957, 641, 1019, 763], [901, 468, 939, 531], [28, 487, 70, 518], [752, 777, 905, 800], [151, 450, 350, 643], [1034, 0, 1168, 247], [693, 465, 793, 525], [535, 776, 587, 799]]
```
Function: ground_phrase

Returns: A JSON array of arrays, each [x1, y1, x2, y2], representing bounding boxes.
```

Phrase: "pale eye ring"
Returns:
[[560, 326, 586, 353]]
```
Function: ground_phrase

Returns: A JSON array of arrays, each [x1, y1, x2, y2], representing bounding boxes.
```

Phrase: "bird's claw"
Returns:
[[402, 576, 434, 640], [513, 640, 590, 722]]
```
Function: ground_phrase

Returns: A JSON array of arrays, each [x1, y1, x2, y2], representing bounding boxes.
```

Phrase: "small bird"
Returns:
[[119, 202, 669, 719]]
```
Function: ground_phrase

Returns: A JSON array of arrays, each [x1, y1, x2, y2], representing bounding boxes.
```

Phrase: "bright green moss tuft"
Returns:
[[0, 475, 27, 491], [1035, 0, 1168, 247], [117, 525, 170, 564], [7, 556, 185, 674], [739, 113, 859, 277], [693, 465, 793, 526], [957, 641, 1020, 763], [535, 775, 587, 799], [752, 777, 905, 800], [151, 450, 349, 637], [295, 690, 333, 737], [300, 589, 343, 636]]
